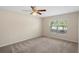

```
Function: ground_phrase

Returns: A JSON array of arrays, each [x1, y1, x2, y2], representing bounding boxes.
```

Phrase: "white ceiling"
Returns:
[[0, 6, 79, 17]]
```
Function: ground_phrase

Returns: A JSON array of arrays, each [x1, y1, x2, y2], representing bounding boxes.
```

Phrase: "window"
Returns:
[[50, 20, 67, 34]]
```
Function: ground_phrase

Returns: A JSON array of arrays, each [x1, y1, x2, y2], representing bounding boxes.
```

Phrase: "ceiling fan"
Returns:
[[24, 6, 46, 15]]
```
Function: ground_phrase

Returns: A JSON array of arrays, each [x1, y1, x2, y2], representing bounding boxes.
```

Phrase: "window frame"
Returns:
[[50, 20, 67, 34]]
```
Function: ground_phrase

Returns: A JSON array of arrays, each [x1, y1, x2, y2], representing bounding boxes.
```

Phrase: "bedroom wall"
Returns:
[[78, 12, 79, 52], [42, 12, 78, 43], [0, 10, 42, 47]]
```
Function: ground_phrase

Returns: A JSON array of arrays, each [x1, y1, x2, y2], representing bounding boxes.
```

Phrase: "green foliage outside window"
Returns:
[[50, 20, 67, 34]]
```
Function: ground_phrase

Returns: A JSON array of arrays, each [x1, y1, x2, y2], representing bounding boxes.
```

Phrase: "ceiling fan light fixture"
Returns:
[[32, 12, 38, 16], [23, 6, 46, 16]]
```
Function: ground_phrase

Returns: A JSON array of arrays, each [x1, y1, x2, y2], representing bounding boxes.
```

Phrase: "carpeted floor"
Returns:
[[0, 37, 78, 53]]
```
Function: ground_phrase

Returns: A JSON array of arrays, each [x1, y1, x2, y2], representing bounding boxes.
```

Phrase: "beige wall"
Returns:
[[0, 10, 42, 47], [0, 10, 78, 47], [78, 12, 79, 52], [42, 12, 78, 43]]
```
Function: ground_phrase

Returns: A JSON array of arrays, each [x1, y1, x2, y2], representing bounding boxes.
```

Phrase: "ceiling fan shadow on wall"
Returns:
[[23, 6, 46, 16]]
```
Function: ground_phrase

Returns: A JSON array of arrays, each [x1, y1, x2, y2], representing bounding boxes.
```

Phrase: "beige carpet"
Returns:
[[0, 37, 78, 53]]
